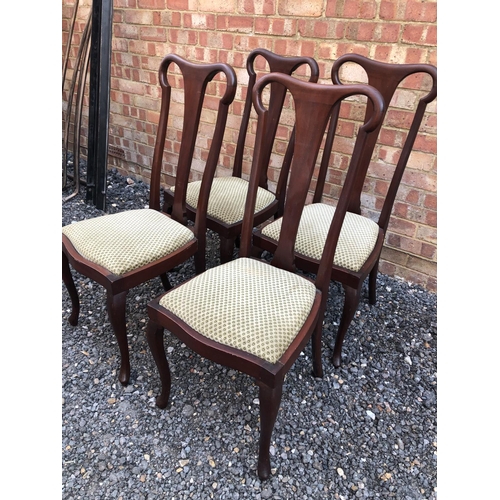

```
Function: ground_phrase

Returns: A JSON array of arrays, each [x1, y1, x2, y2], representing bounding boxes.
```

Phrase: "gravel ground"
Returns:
[[62, 168, 437, 499]]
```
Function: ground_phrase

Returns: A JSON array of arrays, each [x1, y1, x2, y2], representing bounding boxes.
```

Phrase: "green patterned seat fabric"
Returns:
[[62, 209, 195, 276], [171, 177, 276, 225], [159, 257, 317, 364], [261, 203, 380, 272]]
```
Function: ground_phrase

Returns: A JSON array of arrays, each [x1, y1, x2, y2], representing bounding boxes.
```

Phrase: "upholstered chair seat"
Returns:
[[62, 209, 195, 276], [172, 176, 276, 225], [261, 203, 379, 272], [159, 257, 317, 364]]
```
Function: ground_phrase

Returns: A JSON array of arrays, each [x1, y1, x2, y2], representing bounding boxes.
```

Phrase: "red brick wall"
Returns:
[[62, 0, 437, 291]]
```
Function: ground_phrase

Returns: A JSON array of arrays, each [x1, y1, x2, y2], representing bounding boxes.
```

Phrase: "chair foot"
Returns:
[[257, 381, 283, 480], [106, 290, 131, 386], [146, 319, 171, 409], [62, 252, 80, 326]]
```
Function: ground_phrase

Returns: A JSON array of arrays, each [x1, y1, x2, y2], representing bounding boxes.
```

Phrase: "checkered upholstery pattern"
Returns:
[[62, 209, 195, 276], [261, 203, 380, 272], [171, 177, 276, 225], [159, 257, 317, 364]]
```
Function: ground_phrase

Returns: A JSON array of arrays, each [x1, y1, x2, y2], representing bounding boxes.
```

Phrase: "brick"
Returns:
[[380, 246, 408, 266], [298, 19, 345, 39], [168, 29, 198, 45], [346, 22, 375, 41], [114, 0, 138, 7], [375, 22, 401, 42], [128, 40, 157, 56], [406, 255, 437, 277], [423, 194, 436, 210], [183, 13, 216, 29], [199, 31, 234, 50], [334, 43, 371, 58], [372, 45, 393, 62], [404, 0, 437, 22], [139, 27, 167, 42], [378, 146, 401, 166], [199, 0, 236, 12], [256, 17, 297, 37], [238, 0, 276, 15], [133, 95, 160, 111], [123, 10, 154, 24], [413, 134, 436, 154], [278, 0, 323, 17], [116, 78, 146, 95], [401, 170, 436, 192], [406, 150, 435, 171], [274, 39, 315, 58], [416, 225, 436, 244], [402, 24, 436, 46], [138, 0, 166, 7], [387, 216, 417, 237], [114, 24, 140, 39], [380, 0, 404, 20], [217, 15, 254, 33]]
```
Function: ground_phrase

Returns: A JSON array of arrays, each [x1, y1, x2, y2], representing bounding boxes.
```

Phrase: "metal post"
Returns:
[[86, 0, 113, 210]]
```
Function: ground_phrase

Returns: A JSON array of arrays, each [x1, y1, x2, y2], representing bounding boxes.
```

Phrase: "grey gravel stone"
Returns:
[[62, 168, 437, 499]]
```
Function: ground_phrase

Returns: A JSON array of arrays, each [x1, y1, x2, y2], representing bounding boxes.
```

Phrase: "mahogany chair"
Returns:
[[254, 54, 438, 368], [62, 54, 237, 385], [145, 73, 384, 479], [163, 48, 319, 269]]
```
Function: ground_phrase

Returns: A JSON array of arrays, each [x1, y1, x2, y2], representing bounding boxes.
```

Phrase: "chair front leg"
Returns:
[[106, 290, 130, 386], [256, 380, 283, 480], [146, 319, 171, 409], [62, 252, 80, 326], [332, 284, 361, 368]]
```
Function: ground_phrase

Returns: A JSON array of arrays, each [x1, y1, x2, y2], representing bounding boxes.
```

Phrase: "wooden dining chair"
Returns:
[[145, 73, 384, 479], [62, 54, 237, 385], [254, 54, 438, 368], [162, 48, 320, 269]]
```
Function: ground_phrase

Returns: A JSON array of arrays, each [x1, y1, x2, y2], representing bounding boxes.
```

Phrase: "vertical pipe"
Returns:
[[86, 0, 113, 210]]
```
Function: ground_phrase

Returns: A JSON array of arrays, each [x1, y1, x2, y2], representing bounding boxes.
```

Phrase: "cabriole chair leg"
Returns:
[[257, 381, 283, 480], [332, 285, 361, 368], [106, 290, 130, 386], [146, 320, 171, 409], [62, 252, 80, 326]]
